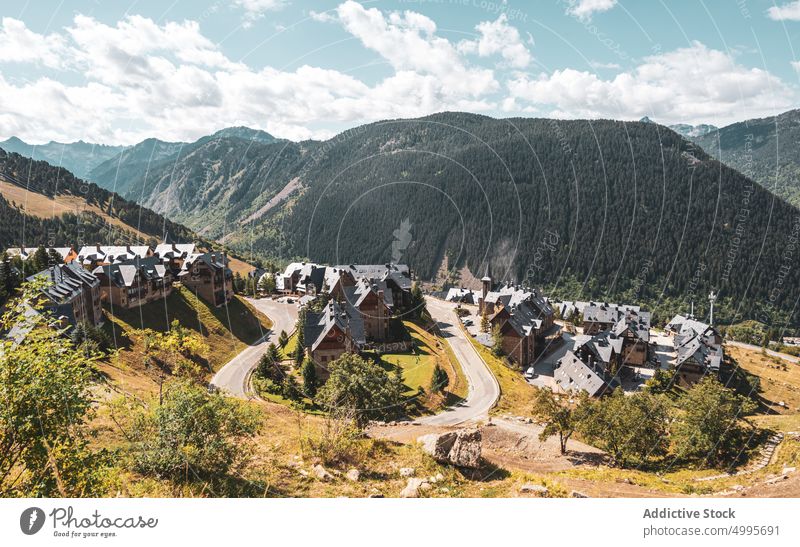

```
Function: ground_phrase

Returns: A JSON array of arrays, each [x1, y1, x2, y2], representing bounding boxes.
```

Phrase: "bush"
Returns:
[[127, 380, 260, 480]]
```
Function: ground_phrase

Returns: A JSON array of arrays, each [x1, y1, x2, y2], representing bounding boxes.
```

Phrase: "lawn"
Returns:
[[281, 331, 300, 360]]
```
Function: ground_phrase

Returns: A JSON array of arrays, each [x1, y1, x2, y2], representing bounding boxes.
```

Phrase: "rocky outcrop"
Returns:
[[418, 428, 482, 469]]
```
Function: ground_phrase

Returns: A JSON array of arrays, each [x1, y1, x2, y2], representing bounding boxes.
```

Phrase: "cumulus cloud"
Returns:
[[458, 14, 532, 69], [508, 42, 796, 125], [565, 0, 618, 21], [0, 17, 70, 69], [767, 1, 800, 21]]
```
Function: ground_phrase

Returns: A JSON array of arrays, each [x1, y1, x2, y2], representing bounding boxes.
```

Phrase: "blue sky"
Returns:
[[1, 0, 799, 144]]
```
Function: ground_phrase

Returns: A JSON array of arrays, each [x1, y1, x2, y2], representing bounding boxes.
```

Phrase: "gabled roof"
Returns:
[[554, 350, 617, 397], [27, 262, 98, 304], [5, 246, 75, 262], [577, 330, 623, 366], [445, 287, 480, 304], [77, 245, 151, 265], [180, 252, 230, 274], [153, 242, 196, 259], [95, 256, 169, 288], [304, 299, 366, 353]]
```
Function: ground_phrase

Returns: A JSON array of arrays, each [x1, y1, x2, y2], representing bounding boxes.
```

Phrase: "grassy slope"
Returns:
[[99, 286, 271, 395], [0, 178, 152, 239], [464, 331, 536, 416]]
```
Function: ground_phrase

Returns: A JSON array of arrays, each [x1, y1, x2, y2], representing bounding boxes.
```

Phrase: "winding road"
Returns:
[[212, 295, 499, 426], [416, 296, 500, 426], [210, 297, 298, 397]]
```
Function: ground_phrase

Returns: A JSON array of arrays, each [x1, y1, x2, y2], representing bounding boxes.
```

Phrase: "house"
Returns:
[[341, 278, 392, 341], [666, 314, 724, 387], [179, 252, 233, 307], [610, 313, 651, 367], [93, 256, 173, 309], [574, 331, 623, 374], [6, 246, 78, 264], [445, 287, 481, 305], [77, 245, 153, 270], [334, 264, 412, 309], [275, 262, 326, 294], [26, 262, 103, 327], [553, 350, 618, 397], [153, 243, 196, 275], [303, 300, 366, 376], [478, 276, 557, 366]]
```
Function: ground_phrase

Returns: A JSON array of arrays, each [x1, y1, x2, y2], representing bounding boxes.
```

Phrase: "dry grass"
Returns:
[[0, 178, 151, 239], [464, 333, 536, 416], [727, 345, 800, 413]]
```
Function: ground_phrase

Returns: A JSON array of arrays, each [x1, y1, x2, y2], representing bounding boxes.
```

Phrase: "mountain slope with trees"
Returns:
[[0, 147, 203, 251], [57, 112, 800, 325], [691, 109, 800, 207]]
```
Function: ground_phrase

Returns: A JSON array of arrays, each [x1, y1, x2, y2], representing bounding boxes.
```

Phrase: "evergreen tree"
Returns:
[[430, 363, 449, 393], [278, 330, 289, 348], [301, 358, 318, 399], [292, 340, 305, 368]]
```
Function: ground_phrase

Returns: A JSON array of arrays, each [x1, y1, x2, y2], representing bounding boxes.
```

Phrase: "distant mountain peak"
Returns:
[[639, 116, 655, 124], [210, 126, 276, 144]]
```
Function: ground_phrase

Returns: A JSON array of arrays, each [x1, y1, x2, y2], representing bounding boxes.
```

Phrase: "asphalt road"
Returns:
[[725, 340, 800, 364], [416, 296, 500, 426], [210, 297, 298, 397]]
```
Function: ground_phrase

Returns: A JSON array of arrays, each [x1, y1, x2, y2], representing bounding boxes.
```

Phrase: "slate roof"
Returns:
[[96, 256, 169, 288], [77, 245, 151, 265], [27, 262, 98, 304], [554, 350, 617, 397], [153, 243, 196, 260], [577, 330, 623, 366], [304, 299, 366, 353], [445, 287, 481, 304], [6, 246, 74, 262], [180, 252, 231, 276]]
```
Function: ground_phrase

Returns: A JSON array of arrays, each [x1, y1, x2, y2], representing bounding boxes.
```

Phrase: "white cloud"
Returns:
[[565, 0, 618, 21], [458, 14, 532, 69], [767, 1, 800, 21], [589, 60, 621, 70], [508, 42, 796, 125], [0, 17, 70, 69], [234, 0, 288, 27], [333, 1, 497, 97]]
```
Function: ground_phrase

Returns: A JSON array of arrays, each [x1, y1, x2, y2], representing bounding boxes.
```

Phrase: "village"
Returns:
[[3, 243, 727, 403]]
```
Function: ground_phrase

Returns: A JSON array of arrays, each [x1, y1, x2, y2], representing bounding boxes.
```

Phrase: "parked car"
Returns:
[[524, 367, 537, 379], [462, 318, 473, 326], [286, 298, 295, 304]]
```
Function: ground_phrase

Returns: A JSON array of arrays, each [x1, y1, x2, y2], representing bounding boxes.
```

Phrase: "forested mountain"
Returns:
[[86, 127, 278, 199], [101, 112, 800, 325], [691, 109, 800, 207], [0, 137, 125, 179], [0, 147, 201, 250]]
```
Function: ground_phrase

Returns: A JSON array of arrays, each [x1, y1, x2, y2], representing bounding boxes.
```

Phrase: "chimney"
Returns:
[[96, 244, 102, 253]]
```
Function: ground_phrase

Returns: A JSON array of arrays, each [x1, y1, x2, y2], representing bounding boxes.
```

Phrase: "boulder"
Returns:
[[312, 464, 334, 481], [400, 478, 428, 498], [418, 428, 481, 469], [570, 490, 589, 498], [782, 466, 796, 475], [345, 469, 361, 482], [418, 432, 458, 461], [520, 483, 549, 496], [399, 467, 416, 477]]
